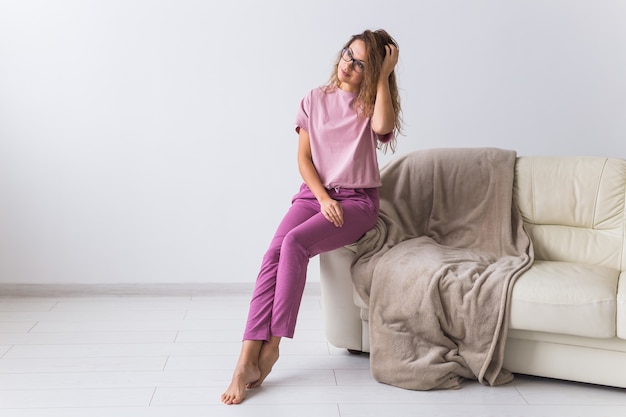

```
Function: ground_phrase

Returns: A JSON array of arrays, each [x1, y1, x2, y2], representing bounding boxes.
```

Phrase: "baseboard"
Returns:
[[0, 282, 321, 297]]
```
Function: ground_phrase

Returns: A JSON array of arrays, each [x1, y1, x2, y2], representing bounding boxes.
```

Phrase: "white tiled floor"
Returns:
[[1, 285, 626, 416]]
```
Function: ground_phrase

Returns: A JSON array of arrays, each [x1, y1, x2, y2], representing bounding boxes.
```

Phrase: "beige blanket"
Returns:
[[351, 148, 533, 390]]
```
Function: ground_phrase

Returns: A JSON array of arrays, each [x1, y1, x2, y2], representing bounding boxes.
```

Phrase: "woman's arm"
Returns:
[[297, 127, 344, 227], [371, 44, 399, 136]]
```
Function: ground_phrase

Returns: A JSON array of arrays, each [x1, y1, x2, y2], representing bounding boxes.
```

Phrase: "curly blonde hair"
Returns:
[[326, 29, 403, 153]]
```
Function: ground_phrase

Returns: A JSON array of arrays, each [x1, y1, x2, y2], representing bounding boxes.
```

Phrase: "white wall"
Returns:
[[1, 0, 625, 284]]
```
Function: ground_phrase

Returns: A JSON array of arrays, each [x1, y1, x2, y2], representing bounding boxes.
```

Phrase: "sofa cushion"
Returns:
[[514, 157, 626, 270], [509, 260, 618, 338]]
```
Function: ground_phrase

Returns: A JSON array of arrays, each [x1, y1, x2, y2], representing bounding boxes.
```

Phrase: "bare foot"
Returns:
[[221, 362, 261, 405], [248, 337, 280, 389], [221, 340, 264, 405]]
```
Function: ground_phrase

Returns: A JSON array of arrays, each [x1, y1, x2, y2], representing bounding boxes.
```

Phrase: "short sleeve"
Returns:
[[294, 90, 311, 134], [377, 131, 394, 143]]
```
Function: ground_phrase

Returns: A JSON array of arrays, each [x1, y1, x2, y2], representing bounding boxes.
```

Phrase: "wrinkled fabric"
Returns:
[[351, 148, 533, 390]]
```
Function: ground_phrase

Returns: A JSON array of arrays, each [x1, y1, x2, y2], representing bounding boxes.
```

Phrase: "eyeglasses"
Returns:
[[341, 48, 365, 73]]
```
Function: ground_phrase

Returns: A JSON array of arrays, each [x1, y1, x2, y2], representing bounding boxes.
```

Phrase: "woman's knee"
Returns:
[[280, 232, 309, 257]]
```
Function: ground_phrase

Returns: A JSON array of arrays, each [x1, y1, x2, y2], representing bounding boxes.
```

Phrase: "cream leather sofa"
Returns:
[[319, 155, 626, 388]]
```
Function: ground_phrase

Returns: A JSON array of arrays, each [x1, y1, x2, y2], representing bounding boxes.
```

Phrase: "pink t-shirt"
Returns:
[[295, 86, 392, 189]]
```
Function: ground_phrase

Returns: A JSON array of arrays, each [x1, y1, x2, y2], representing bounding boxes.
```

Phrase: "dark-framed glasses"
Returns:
[[341, 48, 365, 73]]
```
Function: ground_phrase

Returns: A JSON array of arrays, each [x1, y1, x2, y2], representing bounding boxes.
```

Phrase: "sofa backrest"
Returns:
[[514, 156, 626, 272]]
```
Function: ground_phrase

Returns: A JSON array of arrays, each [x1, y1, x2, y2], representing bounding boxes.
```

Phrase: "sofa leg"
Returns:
[[347, 349, 363, 355]]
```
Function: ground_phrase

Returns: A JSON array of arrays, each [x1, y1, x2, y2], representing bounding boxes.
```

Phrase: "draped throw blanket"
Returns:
[[351, 148, 533, 390]]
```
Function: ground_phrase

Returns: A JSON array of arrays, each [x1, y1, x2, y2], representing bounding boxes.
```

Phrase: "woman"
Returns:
[[221, 28, 402, 405]]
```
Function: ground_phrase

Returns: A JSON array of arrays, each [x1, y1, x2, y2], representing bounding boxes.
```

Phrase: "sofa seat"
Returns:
[[510, 260, 618, 338], [346, 258, 620, 342]]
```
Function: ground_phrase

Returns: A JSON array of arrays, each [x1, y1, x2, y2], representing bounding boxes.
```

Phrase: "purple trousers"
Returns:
[[243, 184, 380, 341]]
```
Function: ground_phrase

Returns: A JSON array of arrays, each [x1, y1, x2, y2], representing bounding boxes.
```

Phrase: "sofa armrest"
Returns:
[[319, 246, 366, 351]]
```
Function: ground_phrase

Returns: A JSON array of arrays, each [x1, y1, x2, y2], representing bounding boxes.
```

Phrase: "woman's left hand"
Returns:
[[320, 197, 344, 228], [381, 43, 399, 79]]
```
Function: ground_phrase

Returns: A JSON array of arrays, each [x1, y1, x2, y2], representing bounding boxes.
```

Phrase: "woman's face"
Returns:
[[337, 39, 366, 92]]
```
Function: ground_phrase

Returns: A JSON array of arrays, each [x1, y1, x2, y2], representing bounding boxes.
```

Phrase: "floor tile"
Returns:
[[0, 321, 36, 332], [0, 356, 167, 373], [338, 403, 626, 417], [29, 318, 245, 332], [0, 387, 155, 408], [0, 331, 178, 345], [0, 345, 11, 357], [0, 370, 221, 390], [3, 342, 234, 358], [0, 301, 57, 312], [0, 404, 341, 417], [514, 375, 626, 405], [0, 309, 187, 321]]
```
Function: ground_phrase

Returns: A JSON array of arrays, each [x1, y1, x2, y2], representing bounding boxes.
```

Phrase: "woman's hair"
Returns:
[[326, 29, 403, 153]]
